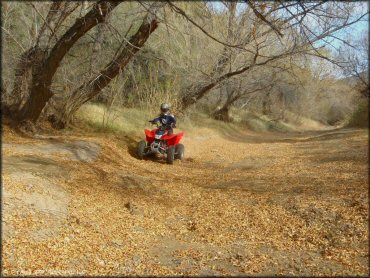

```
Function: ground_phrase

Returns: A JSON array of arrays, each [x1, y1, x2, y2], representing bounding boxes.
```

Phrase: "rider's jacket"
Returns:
[[151, 113, 176, 127]]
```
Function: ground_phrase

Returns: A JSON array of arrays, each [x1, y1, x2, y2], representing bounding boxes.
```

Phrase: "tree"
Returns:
[[3, 2, 81, 113], [4, 1, 122, 124], [338, 31, 369, 97], [170, 1, 368, 111], [212, 67, 280, 121], [3, 1, 167, 129], [2, 1, 367, 129], [52, 2, 165, 128]]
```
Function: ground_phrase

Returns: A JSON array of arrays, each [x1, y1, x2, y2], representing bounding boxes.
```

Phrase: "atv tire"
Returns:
[[167, 146, 175, 164], [137, 141, 147, 159], [175, 144, 185, 160]]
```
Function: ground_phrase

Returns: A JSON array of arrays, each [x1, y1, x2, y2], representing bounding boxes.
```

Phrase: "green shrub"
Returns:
[[346, 101, 369, 128]]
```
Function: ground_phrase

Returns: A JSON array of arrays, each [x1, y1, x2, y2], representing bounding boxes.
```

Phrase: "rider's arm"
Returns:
[[169, 115, 176, 127], [150, 117, 160, 123]]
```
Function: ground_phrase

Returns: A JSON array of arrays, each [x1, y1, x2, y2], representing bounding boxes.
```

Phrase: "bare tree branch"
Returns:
[[246, 1, 284, 38]]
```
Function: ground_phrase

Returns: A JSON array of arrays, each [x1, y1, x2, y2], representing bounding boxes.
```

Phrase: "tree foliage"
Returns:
[[1, 1, 368, 129]]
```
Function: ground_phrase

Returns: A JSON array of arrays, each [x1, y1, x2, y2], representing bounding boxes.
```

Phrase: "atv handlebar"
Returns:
[[149, 121, 176, 128], [149, 120, 160, 127]]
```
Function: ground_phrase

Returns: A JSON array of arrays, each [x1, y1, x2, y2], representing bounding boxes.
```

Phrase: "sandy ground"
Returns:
[[2, 126, 368, 276]]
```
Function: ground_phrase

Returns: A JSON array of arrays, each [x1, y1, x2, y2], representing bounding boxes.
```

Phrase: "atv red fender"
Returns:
[[162, 132, 184, 146], [140, 127, 185, 163], [145, 129, 184, 146]]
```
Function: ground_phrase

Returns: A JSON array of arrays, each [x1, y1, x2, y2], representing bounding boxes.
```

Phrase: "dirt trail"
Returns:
[[2, 127, 368, 276]]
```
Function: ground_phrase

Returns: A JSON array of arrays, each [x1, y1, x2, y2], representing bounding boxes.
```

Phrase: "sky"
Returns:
[[206, 1, 368, 79], [208, 1, 368, 65], [208, 1, 369, 50], [330, 19, 368, 49]]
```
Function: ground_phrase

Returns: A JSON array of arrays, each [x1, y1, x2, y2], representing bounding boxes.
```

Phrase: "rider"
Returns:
[[149, 103, 176, 135]]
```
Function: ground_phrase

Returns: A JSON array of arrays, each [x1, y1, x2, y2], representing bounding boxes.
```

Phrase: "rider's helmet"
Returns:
[[160, 103, 171, 114]]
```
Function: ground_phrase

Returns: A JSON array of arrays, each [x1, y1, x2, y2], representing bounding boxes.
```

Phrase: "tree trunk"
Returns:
[[52, 3, 164, 129], [180, 64, 251, 110], [3, 2, 80, 116], [4, 47, 46, 114], [212, 83, 237, 122], [213, 105, 231, 122], [262, 91, 271, 115], [180, 3, 237, 111], [17, 0, 121, 123]]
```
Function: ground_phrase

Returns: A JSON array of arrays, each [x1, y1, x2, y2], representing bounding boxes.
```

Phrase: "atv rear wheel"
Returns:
[[167, 146, 175, 164], [137, 141, 147, 159], [175, 144, 185, 160]]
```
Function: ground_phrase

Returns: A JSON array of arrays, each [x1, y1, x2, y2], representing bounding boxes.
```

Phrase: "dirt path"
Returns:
[[2, 127, 368, 276]]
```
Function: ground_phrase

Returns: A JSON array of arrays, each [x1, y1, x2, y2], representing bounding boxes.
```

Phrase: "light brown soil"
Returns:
[[2, 126, 368, 276]]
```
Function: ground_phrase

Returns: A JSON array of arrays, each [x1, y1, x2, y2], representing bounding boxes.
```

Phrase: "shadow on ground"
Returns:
[[218, 127, 365, 144]]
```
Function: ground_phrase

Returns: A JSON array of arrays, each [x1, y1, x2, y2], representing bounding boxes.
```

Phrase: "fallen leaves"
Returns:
[[2, 127, 368, 276]]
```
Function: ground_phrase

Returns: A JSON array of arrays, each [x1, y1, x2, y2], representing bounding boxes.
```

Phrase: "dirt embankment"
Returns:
[[2, 126, 368, 276]]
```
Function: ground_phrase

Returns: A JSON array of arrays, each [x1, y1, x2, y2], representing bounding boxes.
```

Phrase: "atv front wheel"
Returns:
[[137, 141, 147, 159], [167, 146, 175, 164], [175, 144, 185, 160]]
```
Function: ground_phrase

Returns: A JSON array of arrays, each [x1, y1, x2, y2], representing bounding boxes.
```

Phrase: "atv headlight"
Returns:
[[155, 134, 162, 139]]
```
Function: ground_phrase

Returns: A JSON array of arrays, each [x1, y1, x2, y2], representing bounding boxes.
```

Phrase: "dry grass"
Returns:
[[75, 103, 248, 138], [75, 103, 152, 135], [75, 103, 333, 141]]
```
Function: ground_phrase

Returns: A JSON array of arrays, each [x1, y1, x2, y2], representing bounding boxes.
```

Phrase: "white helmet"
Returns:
[[160, 103, 170, 113]]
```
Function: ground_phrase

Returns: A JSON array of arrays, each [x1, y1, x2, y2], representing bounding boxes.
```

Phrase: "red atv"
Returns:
[[137, 123, 184, 164]]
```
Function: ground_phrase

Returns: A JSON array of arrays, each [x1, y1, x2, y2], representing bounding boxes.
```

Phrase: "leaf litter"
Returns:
[[1, 125, 368, 276]]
